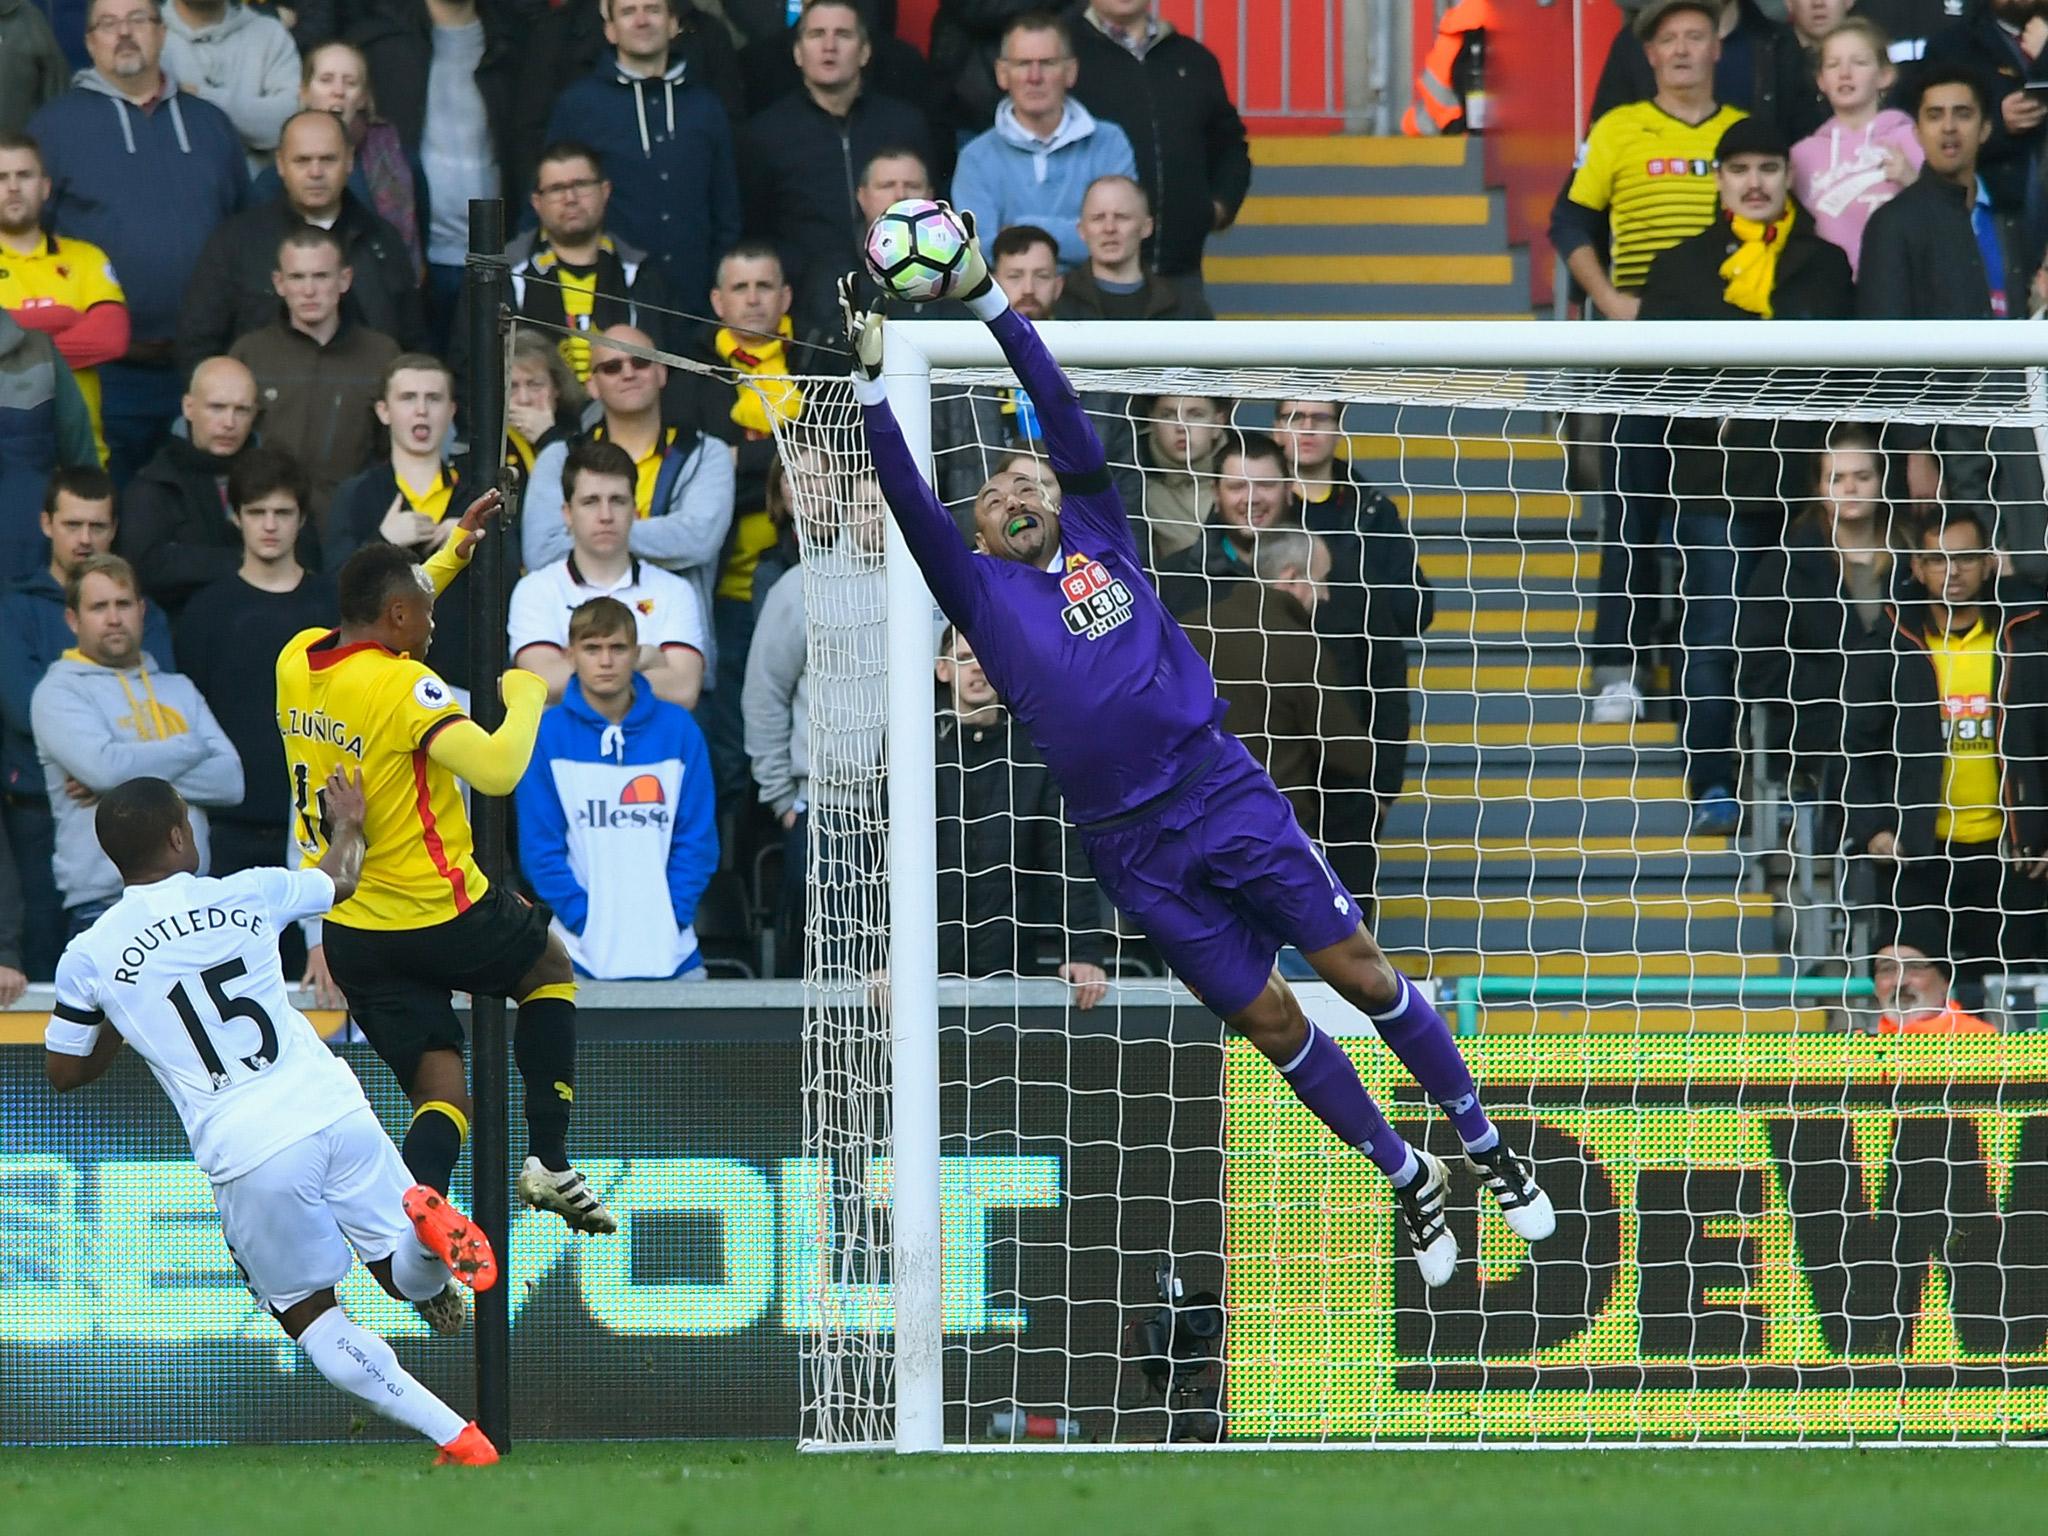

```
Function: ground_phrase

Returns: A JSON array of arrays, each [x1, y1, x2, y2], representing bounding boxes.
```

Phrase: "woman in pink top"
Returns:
[[1790, 18, 1923, 276]]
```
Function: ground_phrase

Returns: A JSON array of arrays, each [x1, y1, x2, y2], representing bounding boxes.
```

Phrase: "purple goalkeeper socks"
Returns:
[[1371, 974, 1497, 1152], [1278, 1023, 1418, 1184]]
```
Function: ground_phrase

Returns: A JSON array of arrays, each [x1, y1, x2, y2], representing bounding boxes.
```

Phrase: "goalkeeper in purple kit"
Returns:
[[839, 213, 1554, 1286]]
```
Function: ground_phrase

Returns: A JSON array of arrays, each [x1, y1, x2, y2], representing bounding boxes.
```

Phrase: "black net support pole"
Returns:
[[463, 197, 513, 1454]]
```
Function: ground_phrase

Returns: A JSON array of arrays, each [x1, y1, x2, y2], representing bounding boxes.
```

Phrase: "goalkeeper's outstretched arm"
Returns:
[[841, 276, 985, 626]]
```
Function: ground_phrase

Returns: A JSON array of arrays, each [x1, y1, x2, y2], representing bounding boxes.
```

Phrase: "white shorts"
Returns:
[[211, 1107, 415, 1312]]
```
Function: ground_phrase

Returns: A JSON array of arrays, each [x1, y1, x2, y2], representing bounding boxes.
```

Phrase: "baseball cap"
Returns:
[[1633, 0, 1725, 40], [1715, 116, 1791, 162]]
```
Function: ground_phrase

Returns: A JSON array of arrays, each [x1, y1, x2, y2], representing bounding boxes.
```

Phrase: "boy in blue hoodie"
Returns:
[[516, 594, 717, 981]]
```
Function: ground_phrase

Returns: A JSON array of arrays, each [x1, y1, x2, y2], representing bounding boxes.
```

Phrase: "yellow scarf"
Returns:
[[717, 316, 804, 436], [1719, 208, 1795, 318]]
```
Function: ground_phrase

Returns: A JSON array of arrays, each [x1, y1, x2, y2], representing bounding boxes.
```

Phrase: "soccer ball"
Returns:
[[864, 199, 970, 303]]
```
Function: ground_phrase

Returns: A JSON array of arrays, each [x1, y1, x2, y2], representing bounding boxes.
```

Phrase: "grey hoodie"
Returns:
[[160, 1, 301, 171], [742, 540, 886, 817], [30, 650, 245, 908]]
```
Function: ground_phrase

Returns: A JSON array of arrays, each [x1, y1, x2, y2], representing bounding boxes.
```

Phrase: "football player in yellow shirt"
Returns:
[[277, 489, 616, 1241]]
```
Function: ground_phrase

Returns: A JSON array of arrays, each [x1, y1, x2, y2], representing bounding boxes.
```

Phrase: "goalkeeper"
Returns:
[[840, 219, 1553, 1285]]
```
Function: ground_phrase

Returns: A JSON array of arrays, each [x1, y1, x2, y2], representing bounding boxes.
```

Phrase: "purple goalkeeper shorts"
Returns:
[[1078, 737, 1363, 1018]]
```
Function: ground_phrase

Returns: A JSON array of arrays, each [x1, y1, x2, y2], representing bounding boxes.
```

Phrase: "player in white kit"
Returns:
[[44, 773, 500, 1466]]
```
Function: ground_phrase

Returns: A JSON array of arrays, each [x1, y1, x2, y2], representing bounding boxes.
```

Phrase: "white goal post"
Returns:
[[783, 318, 2048, 1454]]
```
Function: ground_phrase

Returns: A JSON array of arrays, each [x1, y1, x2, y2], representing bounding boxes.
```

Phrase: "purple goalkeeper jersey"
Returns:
[[862, 307, 1229, 825]]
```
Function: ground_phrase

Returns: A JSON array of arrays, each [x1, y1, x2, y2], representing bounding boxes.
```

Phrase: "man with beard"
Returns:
[[0, 133, 130, 468]]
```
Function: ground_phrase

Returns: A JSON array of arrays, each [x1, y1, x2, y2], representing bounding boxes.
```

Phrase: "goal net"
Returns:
[[772, 320, 2048, 1449]]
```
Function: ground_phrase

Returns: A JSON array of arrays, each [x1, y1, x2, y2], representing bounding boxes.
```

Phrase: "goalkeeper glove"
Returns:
[[940, 202, 995, 306], [839, 272, 885, 382]]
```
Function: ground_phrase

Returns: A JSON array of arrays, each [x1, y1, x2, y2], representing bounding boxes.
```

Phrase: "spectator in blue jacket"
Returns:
[[517, 594, 718, 981], [28, 0, 247, 489], [542, 0, 741, 319], [0, 465, 172, 979], [949, 10, 1137, 269]]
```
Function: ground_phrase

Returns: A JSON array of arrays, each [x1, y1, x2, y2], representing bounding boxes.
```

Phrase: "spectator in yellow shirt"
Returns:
[[0, 132, 131, 465]]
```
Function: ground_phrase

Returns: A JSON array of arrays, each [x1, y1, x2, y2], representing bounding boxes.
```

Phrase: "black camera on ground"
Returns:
[[1122, 1257, 1225, 1442]]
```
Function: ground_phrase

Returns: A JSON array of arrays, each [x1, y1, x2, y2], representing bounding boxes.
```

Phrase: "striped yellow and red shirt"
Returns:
[[1567, 100, 1748, 292], [275, 628, 482, 929]]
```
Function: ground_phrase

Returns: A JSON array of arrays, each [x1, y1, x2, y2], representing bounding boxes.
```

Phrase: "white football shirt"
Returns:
[[47, 868, 370, 1183], [508, 554, 707, 658]]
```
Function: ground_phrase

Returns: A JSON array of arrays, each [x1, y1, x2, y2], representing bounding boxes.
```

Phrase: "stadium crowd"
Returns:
[[0, 0, 2042, 1023]]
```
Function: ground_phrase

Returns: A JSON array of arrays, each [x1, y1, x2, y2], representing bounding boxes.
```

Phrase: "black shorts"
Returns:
[[323, 885, 553, 1086]]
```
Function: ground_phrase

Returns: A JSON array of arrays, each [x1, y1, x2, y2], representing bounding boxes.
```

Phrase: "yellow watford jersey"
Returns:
[[1926, 620, 2004, 844], [1568, 101, 1747, 291], [276, 628, 484, 929], [0, 232, 126, 463]]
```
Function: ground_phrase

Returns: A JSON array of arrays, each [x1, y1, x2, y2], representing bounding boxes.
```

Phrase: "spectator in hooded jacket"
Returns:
[[934, 621, 1109, 1006], [1789, 18, 1922, 277], [523, 324, 737, 688], [1736, 421, 1895, 831], [0, 466, 173, 978], [513, 0, 743, 198], [28, 0, 247, 489], [1069, 0, 1250, 295], [517, 594, 717, 981], [950, 11, 1137, 270], [30, 551, 242, 937], [115, 355, 261, 617], [742, 0, 931, 339], [1845, 503, 2048, 994], [161, 0, 301, 174], [0, 0, 68, 137], [177, 108, 423, 371], [230, 225, 400, 522], [542, 0, 742, 320], [346, 0, 515, 350], [1053, 174, 1211, 320]]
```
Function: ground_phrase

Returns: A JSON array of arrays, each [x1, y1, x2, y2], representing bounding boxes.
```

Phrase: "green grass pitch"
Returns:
[[1, 1443, 2037, 1534]]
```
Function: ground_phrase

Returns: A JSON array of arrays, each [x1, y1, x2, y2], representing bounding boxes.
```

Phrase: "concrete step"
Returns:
[[1375, 905, 1776, 957], [1406, 739, 1685, 777], [1412, 722, 1678, 748], [1377, 838, 1743, 887], [1240, 163, 1489, 198], [1382, 792, 1698, 842], [1426, 607, 1590, 640], [1401, 490, 1582, 532], [1212, 222, 1511, 257], [1391, 950, 1786, 980], [1234, 193, 1496, 227], [1250, 137, 1475, 169], [1349, 433, 1567, 467], [1418, 548, 1595, 585], [1408, 688, 1604, 729], [1479, 1005, 1825, 1034], [1408, 661, 1585, 693]]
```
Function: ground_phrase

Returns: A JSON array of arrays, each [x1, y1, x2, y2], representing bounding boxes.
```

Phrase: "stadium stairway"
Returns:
[[1348, 413, 1815, 1033], [1203, 137, 1530, 322]]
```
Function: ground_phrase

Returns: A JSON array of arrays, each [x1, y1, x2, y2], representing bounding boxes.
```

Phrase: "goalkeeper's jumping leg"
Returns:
[[1300, 924, 1556, 1242], [509, 936, 616, 1235]]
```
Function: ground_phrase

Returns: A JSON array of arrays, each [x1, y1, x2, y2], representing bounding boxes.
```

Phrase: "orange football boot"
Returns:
[[434, 1423, 499, 1467], [402, 1186, 499, 1292]]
